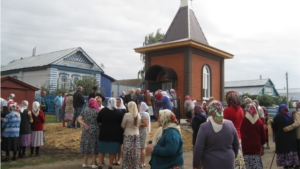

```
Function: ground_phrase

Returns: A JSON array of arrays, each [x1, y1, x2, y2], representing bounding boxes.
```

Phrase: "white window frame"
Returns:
[[202, 65, 210, 100]]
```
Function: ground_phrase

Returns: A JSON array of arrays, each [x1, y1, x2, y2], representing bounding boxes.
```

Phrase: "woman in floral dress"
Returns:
[[78, 98, 100, 168]]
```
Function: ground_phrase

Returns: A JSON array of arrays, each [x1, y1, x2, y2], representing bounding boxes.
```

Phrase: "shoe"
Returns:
[[113, 162, 120, 166], [98, 166, 102, 169], [12, 156, 17, 161], [102, 161, 105, 165], [29, 154, 35, 157], [143, 163, 146, 167], [35, 153, 42, 157], [82, 164, 88, 168], [91, 164, 97, 168], [108, 166, 112, 169], [67, 124, 73, 128], [265, 146, 270, 149]]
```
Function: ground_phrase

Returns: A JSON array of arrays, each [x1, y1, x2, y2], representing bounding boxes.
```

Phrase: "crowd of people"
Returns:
[[2, 87, 300, 169], [1, 94, 46, 162]]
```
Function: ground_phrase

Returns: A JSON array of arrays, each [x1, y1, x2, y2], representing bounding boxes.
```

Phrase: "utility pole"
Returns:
[[286, 72, 289, 108]]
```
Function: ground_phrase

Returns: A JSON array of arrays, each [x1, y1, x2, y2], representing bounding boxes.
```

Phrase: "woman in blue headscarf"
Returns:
[[272, 104, 299, 168]]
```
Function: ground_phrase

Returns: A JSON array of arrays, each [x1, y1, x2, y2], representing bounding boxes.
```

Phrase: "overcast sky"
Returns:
[[1, 0, 299, 89]]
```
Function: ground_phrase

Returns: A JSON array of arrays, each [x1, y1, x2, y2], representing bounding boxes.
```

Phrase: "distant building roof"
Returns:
[[225, 78, 279, 96], [225, 79, 272, 87], [277, 88, 300, 101], [112, 79, 143, 87], [224, 87, 263, 96], [101, 73, 116, 82], [1, 47, 103, 72]]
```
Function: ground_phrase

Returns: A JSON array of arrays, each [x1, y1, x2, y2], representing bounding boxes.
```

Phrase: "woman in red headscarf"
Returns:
[[223, 91, 246, 169]]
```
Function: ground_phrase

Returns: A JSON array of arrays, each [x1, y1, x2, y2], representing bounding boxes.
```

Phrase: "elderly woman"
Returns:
[[77, 98, 100, 168], [146, 109, 183, 169], [97, 98, 123, 169], [192, 105, 207, 146], [138, 102, 150, 167], [112, 97, 127, 166], [64, 93, 74, 128], [272, 104, 299, 168], [193, 100, 239, 169], [18, 100, 33, 158], [122, 101, 141, 169], [241, 103, 266, 169], [1, 101, 21, 162], [184, 95, 195, 124], [223, 91, 246, 168], [30, 101, 46, 157]]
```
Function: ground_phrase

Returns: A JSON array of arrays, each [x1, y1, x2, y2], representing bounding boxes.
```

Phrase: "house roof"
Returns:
[[1, 47, 103, 72], [224, 87, 263, 96], [277, 88, 300, 101], [112, 79, 143, 87], [1, 76, 39, 91], [162, 6, 208, 45], [225, 79, 271, 87]]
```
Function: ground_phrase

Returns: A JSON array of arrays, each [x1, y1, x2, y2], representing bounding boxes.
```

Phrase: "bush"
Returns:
[[258, 94, 274, 106]]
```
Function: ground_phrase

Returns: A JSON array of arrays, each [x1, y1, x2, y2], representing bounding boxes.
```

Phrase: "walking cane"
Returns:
[[269, 151, 276, 169]]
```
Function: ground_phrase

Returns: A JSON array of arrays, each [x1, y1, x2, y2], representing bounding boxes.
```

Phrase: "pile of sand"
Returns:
[[44, 122, 193, 152]]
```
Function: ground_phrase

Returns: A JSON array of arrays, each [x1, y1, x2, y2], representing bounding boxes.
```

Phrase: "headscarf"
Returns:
[[117, 98, 126, 110], [89, 98, 100, 111], [8, 101, 20, 117], [244, 98, 252, 105], [245, 103, 259, 124], [139, 102, 151, 133], [32, 101, 40, 117], [226, 91, 241, 110], [185, 95, 192, 102], [152, 109, 181, 146], [207, 100, 224, 133], [106, 98, 117, 111], [278, 104, 291, 121], [192, 100, 197, 105], [296, 101, 300, 111], [161, 91, 169, 98], [170, 89, 177, 98], [193, 105, 207, 119], [20, 100, 29, 112], [128, 101, 138, 118]]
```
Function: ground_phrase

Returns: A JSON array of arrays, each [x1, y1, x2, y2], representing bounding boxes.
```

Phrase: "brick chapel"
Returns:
[[135, 0, 233, 116]]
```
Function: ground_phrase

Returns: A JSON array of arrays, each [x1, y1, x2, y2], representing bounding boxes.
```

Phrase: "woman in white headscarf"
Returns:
[[18, 100, 33, 158], [30, 101, 46, 157], [121, 101, 141, 169], [113, 97, 127, 165], [146, 109, 183, 169], [138, 102, 151, 167], [97, 98, 123, 169]]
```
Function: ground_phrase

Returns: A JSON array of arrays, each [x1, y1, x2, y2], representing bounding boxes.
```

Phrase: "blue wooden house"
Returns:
[[1, 47, 115, 97]]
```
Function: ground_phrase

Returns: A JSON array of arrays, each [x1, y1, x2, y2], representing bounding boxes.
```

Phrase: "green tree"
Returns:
[[257, 94, 274, 106], [73, 77, 98, 96], [138, 29, 165, 80]]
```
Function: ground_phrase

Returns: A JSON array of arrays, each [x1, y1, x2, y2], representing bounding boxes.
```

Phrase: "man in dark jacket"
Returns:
[[135, 88, 144, 104], [72, 86, 85, 128]]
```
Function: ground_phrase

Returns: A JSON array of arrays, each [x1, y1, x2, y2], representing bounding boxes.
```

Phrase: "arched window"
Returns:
[[202, 65, 211, 99]]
